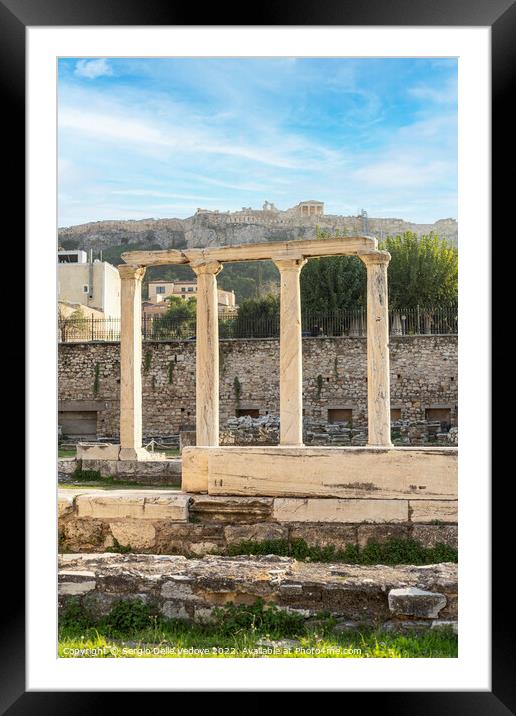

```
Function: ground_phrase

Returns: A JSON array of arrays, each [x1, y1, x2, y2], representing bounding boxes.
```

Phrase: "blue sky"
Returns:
[[58, 57, 457, 227]]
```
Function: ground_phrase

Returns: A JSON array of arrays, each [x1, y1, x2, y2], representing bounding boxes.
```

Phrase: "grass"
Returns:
[[58, 628, 457, 658], [226, 537, 458, 565], [58, 598, 457, 659]]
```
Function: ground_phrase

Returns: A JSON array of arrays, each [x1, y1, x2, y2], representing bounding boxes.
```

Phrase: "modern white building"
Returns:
[[57, 251, 121, 319]]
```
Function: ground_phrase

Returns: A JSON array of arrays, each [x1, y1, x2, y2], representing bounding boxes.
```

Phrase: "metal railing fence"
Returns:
[[58, 304, 458, 342]]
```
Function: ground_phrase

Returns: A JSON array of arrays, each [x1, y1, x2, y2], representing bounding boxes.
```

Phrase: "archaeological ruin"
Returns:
[[59, 235, 457, 632]]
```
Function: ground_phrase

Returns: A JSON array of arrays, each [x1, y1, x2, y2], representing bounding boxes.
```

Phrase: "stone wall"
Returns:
[[58, 335, 457, 440], [220, 415, 458, 447], [58, 490, 458, 556], [59, 553, 458, 629]]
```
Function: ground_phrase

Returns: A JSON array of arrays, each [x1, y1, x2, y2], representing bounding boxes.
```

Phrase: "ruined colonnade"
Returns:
[[117, 238, 392, 458]]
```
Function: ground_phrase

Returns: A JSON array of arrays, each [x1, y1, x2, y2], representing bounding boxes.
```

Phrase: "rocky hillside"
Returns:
[[58, 213, 458, 252]]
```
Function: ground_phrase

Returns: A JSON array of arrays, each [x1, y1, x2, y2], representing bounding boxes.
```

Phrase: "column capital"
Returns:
[[359, 250, 391, 267], [273, 255, 307, 273], [190, 259, 223, 276], [118, 264, 146, 281]]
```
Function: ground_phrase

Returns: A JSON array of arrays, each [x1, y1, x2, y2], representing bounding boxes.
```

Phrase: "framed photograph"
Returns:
[[5, 0, 508, 705]]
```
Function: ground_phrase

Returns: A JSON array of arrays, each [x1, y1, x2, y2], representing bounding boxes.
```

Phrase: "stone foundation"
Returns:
[[59, 457, 182, 486], [58, 553, 457, 628], [58, 489, 457, 556]]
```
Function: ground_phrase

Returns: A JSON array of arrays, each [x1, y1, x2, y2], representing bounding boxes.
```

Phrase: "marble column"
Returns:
[[191, 260, 223, 446], [273, 256, 307, 446], [118, 264, 146, 460], [360, 251, 392, 447]]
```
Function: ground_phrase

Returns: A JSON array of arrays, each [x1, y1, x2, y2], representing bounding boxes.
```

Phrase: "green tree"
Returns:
[[151, 295, 197, 339], [300, 256, 366, 312], [233, 294, 280, 337], [380, 232, 458, 308]]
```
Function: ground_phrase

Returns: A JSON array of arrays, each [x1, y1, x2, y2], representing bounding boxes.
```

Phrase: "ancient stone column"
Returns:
[[273, 256, 307, 446], [360, 251, 392, 447], [191, 260, 223, 446], [118, 264, 146, 460]]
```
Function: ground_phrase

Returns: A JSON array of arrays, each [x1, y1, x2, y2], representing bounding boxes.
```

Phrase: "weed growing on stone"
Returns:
[[226, 537, 457, 565], [213, 598, 305, 638], [106, 538, 132, 554], [71, 466, 102, 482]]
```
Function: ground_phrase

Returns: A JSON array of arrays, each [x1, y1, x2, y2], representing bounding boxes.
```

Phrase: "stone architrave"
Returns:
[[273, 256, 307, 446], [190, 260, 223, 447], [360, 251, 392, 447], [118, 265, 147, 460]]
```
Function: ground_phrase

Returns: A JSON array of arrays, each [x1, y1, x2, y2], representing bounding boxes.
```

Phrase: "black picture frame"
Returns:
[[6, 0, 508, 707]]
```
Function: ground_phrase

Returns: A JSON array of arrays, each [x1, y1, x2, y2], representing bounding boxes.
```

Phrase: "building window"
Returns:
[[328, 408, 352, 424], [391, 408, 402, 421], [156, 286, 165, 294], [187, 287, 194, 292], [83, 285, 89, 293], [181, 287, 187, 292], [236, 408, 260, 418]]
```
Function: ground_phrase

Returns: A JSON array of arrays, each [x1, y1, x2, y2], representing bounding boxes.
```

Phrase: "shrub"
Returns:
[[213, 598, 304, 638]]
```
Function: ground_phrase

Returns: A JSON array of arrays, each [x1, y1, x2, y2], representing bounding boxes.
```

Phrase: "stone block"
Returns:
[[189, 495, 273, 523], [182, 447, 209, 493], [161, 600, 190, 620], [206, 446, 457, 499], [110, 521, 156, 550], [223, 523, 288, 545], [388, 587, 447, 618], [58, 570, 96, 595], [381, 620, 432, 633], [161, 578, 198, 600], [119, 447, 166, 461], [77, 443, 121, 460], [58, 458, 77, 475], [75, 491, 189, 521], [411, 524, 458, 549], [142, 494, 190, 520], [273, 498, 409, 523], [58, 494, 74, 517], [431, 619, 458, 635], [409, 500, 457, 523], [61, 519, 106, 551], [81, 459, 118, 477]]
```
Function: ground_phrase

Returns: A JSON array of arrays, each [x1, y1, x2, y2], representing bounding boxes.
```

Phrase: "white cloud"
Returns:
[[74, 59, 112, 80], [111, 189, 216, 201], [353, 159, 453, 188], [58, 102, 329, 170], [408, 78, 457, 105]]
